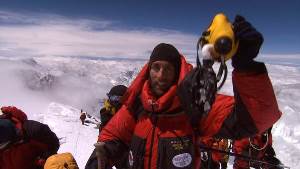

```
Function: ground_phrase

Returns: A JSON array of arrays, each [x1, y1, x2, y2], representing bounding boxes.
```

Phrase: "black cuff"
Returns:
[[104, 140, 128, 159], [233, 61, 267, 74]]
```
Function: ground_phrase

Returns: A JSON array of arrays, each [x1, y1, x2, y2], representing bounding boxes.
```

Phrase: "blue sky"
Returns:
[[0, 0, 299, 58]]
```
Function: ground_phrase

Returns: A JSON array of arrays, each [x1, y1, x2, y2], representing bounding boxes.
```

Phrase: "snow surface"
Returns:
[[0, 56, 300, 168], [41, 102, 100, 168]]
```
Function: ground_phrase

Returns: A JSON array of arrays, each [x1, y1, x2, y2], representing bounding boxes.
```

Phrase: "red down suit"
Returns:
[[99, 56, 281, 169]]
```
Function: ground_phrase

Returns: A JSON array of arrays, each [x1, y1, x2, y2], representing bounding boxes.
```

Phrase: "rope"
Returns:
[[249, 133, 269, 151], [196, 36, 202, 68], [199, 145, 290, 169]]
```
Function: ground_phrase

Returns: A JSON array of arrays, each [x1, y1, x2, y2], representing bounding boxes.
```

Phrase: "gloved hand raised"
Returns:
[[232, 15, 265, 72]]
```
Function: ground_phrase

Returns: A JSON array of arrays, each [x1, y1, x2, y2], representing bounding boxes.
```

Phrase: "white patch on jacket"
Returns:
[[172, 153, 192, 168]]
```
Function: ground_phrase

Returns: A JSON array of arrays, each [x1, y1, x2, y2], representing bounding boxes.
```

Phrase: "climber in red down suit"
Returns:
[[97, 15, 282, 169]]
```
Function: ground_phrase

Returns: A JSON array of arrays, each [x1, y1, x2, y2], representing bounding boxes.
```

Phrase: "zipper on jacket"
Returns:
[[148, 103, 158, 169]]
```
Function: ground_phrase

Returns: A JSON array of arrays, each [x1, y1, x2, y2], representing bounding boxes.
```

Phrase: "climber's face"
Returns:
[[149, 60, 176, 97]]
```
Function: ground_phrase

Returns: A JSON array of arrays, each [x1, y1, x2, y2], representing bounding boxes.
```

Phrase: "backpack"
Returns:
[[0, 106, 28, 130], [44, 152, 79, 169], [0, 106, 28, 145]]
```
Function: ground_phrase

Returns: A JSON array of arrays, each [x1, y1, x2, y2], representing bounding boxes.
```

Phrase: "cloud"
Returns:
[[0, 10, 198, 60], [258, 54, 300, 67], [0, 10, 112, 28]]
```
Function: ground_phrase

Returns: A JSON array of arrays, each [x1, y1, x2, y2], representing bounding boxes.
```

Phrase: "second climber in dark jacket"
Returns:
[[85, 85, 128, 169], [100, 85, 128, 130]]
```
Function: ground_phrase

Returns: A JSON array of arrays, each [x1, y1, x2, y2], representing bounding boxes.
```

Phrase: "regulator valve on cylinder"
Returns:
[[198, 13, 239, 89]]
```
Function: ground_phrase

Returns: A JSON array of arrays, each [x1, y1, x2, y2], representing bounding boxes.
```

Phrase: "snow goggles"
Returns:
[[107, 95, 122, 103]]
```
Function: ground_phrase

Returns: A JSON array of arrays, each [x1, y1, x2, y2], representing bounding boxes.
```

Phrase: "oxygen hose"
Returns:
[[216, 55, 228, 90], [196, 35, 202, 68], [196, 37, 227, 91]]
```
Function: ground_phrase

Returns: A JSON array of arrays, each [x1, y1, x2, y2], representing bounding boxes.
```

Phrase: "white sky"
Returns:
[[0, 10, 197, 60]]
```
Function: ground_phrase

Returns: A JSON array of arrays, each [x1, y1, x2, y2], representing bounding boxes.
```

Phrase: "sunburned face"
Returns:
[[149, 60, 176, 97]]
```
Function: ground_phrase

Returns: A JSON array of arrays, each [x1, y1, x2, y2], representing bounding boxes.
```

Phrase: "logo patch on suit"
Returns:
[[171, 140, 190, 150], [172, 153, 192, 167]]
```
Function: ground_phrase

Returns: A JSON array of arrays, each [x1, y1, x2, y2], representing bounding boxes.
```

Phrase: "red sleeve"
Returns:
[[0, 140, 48, 169], [199, 70, 281, 139], [232, 70, 281, 134], [99, 106, 136, 145], [199, 94, 234, 137]]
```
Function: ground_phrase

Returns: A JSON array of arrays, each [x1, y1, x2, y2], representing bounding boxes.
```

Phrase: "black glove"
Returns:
[[177, 64, 217, 131], [232, 15, 266, 72]]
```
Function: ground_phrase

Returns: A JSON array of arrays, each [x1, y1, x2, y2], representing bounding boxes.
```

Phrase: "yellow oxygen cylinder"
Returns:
[[200, 13, 239, 61]]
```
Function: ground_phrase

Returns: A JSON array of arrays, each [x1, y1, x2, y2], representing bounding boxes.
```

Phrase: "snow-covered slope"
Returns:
[[268, 65, 300, 168], [0, 56, 299, 168], [38, 102, 99, 168]]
